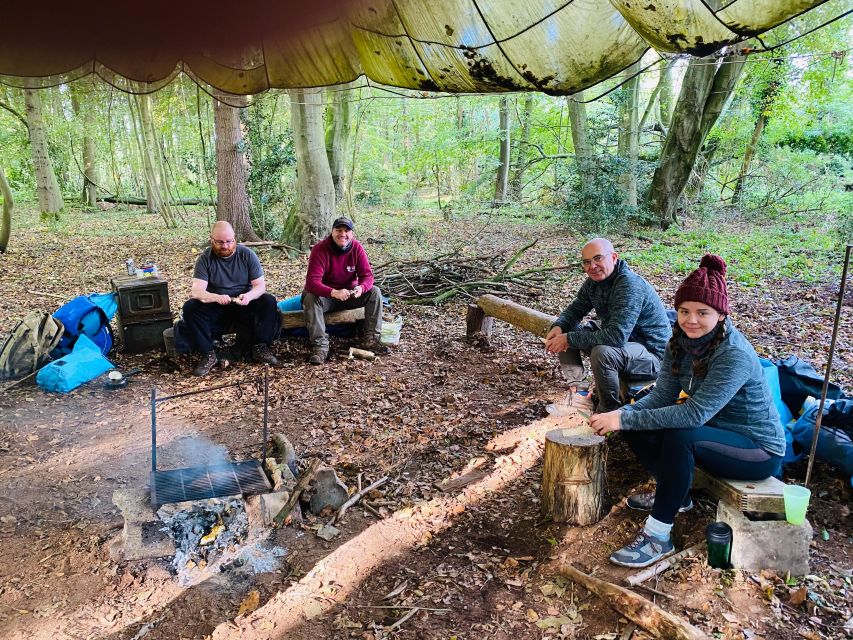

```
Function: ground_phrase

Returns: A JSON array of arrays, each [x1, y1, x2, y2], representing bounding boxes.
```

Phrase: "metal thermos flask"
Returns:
[[705, 522, 733, 569], [126, 259, 135, 275]]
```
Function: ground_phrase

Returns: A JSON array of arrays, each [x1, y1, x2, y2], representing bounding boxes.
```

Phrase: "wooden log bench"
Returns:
[[279, 307, 365, 329], [692, 467, 785, 514]]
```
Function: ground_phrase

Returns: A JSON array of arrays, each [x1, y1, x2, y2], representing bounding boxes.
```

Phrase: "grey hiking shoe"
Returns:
[[252, 343, 279, 366], [192, 351, 218, 377], [308, 349, 328, 365], [626, 492, 693, 513], [610, 531, 674, 568]]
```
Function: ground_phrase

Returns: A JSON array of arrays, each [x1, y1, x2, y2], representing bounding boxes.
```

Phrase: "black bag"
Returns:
[[775, 355, 843, 416]]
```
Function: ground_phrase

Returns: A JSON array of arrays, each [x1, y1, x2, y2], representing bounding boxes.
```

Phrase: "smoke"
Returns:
[[169, 435, 230, 468]]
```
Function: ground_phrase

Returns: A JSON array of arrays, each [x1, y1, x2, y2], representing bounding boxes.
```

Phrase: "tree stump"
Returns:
[[541, 429, 606, 525], [465, 303, 495, 338]]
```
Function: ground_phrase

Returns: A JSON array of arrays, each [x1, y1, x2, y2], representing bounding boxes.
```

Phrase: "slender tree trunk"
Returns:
[[493, 96, 511, 206], [510, 94, 534, 200], [325, 82, 353, 212], [568, 92, 593, 185], [23, 86, 64, 220], [658, 59, 675, 129], [133, 93, 176, 227], [70, 81, 99, 207], [646, 50, 746, 228], [0, 167, 12, 253], [213, 92, 259, 241], [731, 113, 766, 203], [617, 62, 641, 208], [283, 87, 335, 250]]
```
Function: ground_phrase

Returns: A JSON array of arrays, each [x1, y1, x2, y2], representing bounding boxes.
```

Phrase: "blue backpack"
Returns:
[[51, 294, 116, 358]]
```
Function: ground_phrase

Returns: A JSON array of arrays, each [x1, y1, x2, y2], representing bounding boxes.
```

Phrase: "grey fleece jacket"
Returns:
[[553, 259, 671, 359], [620, 318, 785, 457]]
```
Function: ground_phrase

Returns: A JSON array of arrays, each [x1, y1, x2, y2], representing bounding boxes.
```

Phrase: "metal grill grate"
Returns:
[[150, 460, 270, 507]]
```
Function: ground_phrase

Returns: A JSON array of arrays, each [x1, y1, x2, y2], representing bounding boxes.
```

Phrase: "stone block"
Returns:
[[309, 467, 349, 515], [717, 500, 812, 576], [110, 488, 175, 561], [258, 491, 290, 526]]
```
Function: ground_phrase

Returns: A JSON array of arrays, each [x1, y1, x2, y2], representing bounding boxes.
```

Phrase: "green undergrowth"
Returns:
[[624, 223, 843, 286]]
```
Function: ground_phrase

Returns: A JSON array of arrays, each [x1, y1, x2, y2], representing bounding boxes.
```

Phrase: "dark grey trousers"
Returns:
[[559, 339, 660, 412], [301, 285, 383, 351]]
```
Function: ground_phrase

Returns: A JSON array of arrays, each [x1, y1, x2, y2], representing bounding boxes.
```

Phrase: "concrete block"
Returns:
[[717, 500, 812, 576], [110, 488, 175, 561], [258, 491, 290, 526], [309, 467, 349, 515]]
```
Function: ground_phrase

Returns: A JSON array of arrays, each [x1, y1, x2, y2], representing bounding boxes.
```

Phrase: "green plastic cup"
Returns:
[[783, 485, 811, 525]]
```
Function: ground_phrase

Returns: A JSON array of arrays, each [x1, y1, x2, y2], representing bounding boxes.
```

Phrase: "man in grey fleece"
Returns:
[[545, 238, 671, 412]]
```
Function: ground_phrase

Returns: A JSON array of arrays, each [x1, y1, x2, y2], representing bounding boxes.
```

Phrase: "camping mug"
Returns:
[[705, 522, 732, 569]]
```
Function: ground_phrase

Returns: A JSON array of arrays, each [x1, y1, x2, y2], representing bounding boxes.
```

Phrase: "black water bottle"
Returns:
[[706, 522, 733, 569]]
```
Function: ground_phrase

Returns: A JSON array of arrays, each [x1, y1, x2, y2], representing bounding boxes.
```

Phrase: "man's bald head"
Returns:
[[580, 238, 618, 282], [210, 221, 237, 258]]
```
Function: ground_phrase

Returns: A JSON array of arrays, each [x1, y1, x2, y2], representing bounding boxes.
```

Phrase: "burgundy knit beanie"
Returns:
[[674, 254, 730, 314]]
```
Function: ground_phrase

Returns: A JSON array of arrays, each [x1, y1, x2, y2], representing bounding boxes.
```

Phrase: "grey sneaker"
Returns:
[[252, 343, 279, 366], [308, 349, 328, 365], [626, 492, 693, 513], [192, 351, 218, 377], [610, 531, 674, 568]]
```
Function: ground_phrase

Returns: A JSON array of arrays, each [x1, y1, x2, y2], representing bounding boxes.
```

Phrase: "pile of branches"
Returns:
[[375, 240, 571, 305]]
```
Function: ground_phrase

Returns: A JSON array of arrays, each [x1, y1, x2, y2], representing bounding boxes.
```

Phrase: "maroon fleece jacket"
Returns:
[[304, 236, 375, 297]]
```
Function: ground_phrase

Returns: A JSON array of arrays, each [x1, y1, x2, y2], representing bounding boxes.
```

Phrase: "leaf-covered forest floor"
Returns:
[[0, 205, 851, 640]]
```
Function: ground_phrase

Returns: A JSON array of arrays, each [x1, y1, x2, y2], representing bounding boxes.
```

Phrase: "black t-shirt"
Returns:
[[193, 245, 263, 297]]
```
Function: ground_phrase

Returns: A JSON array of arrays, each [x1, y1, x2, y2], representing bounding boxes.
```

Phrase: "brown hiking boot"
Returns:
[[308, 348, 328, 365], [252, 343, 279, 366], [361, 339, 390, 356], [192, 351, 218, 377]]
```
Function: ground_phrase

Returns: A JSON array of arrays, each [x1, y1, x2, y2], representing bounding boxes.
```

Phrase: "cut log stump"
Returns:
[[465, 303, 495, 337], [542, 429, 606, 525]]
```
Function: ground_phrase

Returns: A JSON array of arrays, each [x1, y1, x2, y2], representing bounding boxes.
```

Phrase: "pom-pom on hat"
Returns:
[[674, 254, 730, 314]]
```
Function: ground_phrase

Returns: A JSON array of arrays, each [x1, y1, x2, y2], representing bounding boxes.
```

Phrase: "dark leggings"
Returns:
[[621, 426, 782, 525]]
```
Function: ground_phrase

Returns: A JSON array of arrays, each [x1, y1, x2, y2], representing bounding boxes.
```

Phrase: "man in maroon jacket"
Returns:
[[302, 217, 389, 365]]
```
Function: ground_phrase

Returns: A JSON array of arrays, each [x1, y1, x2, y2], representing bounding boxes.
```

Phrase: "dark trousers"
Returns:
[[182, 293, 278, 354], [622, 426, 782, 524], [301, 286, 383, 350]]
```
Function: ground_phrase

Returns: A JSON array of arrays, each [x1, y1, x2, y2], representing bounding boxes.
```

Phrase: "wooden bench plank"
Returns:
[[279, 308, 365, 329], [693, 467, 785, 513]]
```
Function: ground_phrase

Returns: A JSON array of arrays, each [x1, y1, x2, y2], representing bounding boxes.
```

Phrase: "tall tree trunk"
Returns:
[[325, 81, 353, 212], [658, 59, 675, 128], [70, 82, 99, 207], [213, 92, 259, 241], [510, 94, 534, 200], [0, 167, 12, 253], [731, 113, 766, 203], [568, 92, 593, 185], [133, 93, 176, 228], [617, 62, 641, 208], [493, 96, 511, 206], [646, 50, 746, 229], [23, 86, 64, 220], [283, 88, 335, 250]]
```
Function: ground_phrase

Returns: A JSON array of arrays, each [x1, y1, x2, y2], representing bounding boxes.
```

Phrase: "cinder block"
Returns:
[[717, 500, 811, 576]]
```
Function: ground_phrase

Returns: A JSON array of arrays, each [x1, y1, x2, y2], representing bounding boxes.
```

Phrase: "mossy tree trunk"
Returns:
[[283, 87, 335, 250], [0, 167, 12, 253], [132, 93, 177, 228], [568, 92, 593, 185], [647, 50, 746, 229], [493, 96, 511, 206], [510, 94, 534, 200], [23, 85, 63, 220], [617, 62, 640, 208], [325, 81, 354, 213]]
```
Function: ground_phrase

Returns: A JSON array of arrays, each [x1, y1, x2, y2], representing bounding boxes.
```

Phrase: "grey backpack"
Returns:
[[0, 311, 64, 380]]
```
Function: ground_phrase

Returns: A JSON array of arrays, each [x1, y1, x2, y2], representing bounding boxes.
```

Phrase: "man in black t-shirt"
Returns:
[[182, 221, 279, 376]]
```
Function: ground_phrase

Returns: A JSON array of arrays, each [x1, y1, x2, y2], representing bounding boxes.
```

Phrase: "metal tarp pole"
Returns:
[[805, 244, 852, 487], [151, 386, 157, 472], [262, 366, 269, 462]]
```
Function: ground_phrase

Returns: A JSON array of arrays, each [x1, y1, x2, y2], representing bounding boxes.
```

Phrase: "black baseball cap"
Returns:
[[332, 216, 354, 230]]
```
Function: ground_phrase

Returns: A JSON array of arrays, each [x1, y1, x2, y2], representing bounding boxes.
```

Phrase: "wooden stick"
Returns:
[[25, 289, 66, 299], [559, 564, 711, 640], [273, 459, 321, 527], [3, 369, 38, 391], [633, 583, 675, 600], [387, 606, 419, 630], [330, 476, 389, 525], [624, 543, 704, 586]]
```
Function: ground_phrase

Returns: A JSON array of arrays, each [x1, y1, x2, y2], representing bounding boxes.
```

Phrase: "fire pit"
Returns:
[[149, 367, 272, 508]]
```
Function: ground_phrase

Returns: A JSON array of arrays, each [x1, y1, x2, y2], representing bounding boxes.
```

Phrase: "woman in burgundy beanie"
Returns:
[[590, 254, 785, 568]]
